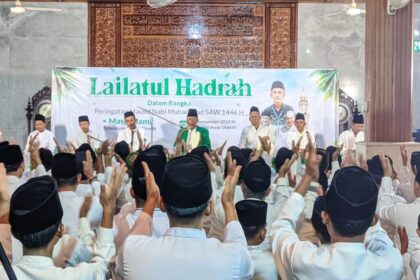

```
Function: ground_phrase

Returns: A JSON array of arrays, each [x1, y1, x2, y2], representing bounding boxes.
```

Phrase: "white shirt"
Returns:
[[411, 243, 420, 279], [239, 125, 275, 151], [286, 127, 315, 150], [0, 227, 115, 280], [24, 129, 56, 154], [116, 212, 253, 280], [209, 180, 290, 243], [248, 243, 279, 280], [72, 130, 101, 150], [377, 177, 420, 254], [7, 175, 25, 196], [270, 192, 403, 280], [117, 127, 145, 152], [113, 203, 169, 251], [58, 191, 103, 236], [337, 129, 364, 154]]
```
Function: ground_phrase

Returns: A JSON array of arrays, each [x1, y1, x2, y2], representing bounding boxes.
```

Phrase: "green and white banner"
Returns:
[[52, 67, 338, 149]]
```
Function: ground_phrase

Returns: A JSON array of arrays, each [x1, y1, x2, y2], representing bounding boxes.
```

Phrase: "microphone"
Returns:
[[137, 106, 182, 128], [87, 134, 104, 143]]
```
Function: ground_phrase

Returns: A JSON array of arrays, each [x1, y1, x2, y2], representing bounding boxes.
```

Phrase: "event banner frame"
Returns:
[[52, 67, 338, 150]]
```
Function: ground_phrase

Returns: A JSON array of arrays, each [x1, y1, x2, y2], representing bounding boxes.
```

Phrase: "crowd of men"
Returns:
[[0, 105, 419, 280]]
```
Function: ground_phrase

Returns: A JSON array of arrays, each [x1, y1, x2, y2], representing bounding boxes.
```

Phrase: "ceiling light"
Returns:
[[11, 6, 25, 14], [345, 8, 361, 16]]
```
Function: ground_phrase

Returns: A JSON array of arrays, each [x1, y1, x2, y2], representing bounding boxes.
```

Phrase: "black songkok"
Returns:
[[51, 153, 79, 179], [114, 141, 130, 162], [76, 143, 97, 164], [10, 176, 63, 235], [236, 200, 267, 227], [161, 155, 212, 208], [78, 115, 89, 123], [326, 166, 378, 223], [34, 114, 45, 122], [271, 81, 285, 90], [0, 145, 23, 166], [250, 106, 259, 114], [295, 113, 305, 121], [243, 159, 271, 193], [187, 109, 198, 118], [132, 145, 167, 200], [124, 111, 135, 119], [190, 145, 210, 160], [275, 147, 293, 172]]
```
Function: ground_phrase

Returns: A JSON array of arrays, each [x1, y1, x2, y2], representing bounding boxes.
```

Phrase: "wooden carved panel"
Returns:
[[267, 5, 296, 68], [121, 4, 265, 68], [89, 4, 120, 66], [89, 3, 296, 68]]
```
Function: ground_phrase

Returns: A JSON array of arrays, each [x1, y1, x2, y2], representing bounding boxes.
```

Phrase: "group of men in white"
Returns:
[[0, 105, 419, 280]]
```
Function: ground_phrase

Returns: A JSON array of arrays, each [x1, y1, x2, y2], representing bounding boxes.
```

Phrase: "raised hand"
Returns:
[[218, 140, 227, 156], [142, 161, 160, 216], [332, 145, 343, 161], [305, 149, 320, 181], [398, 226, 408, 255], [341, 149, 356, 168], [379, 151, 393, 178], [292, 136, 303, 154], [79, 196, 93, 218], [278, 153, 298, 177], [53, 137, 67, 153], [400, 145, 408, 167], [0, 163, 10, 223], [83, 150, 95, 181], [357, 153, 368, 171], [203, 152, 216, 173], [30, 141, 42, 169], [142, 162, 160, 201], [100, 163, 127, 228], [258, 136, 271, 154]]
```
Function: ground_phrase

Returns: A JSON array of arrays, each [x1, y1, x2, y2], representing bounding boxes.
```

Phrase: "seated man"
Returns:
[[52, 153, 103, 236], [236, 199, 279, 280], [72, 115, 101, 150], [174, 109, 211, 152], [270, 150, 403, 279], [114, 145, 169, 251], [117, 154, 253, 279], [24, 114, 56, 154], [0, 164, 127, 279]]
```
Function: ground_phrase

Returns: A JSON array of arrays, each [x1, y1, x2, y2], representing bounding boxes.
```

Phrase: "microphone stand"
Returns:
[[150, 115, 154, 145], [137, 106, 181, 128], [87, 134, 104, 143]]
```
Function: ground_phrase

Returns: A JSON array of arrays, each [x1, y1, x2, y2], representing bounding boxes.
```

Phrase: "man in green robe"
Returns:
[[174, 109, 211, 152]]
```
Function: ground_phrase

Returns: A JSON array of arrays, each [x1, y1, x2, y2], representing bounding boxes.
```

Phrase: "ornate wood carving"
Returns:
[[267, 5, 296, 68], [89, 3, 297, 68], [89, 4, 120, 66], [120, 4, 265, 68]]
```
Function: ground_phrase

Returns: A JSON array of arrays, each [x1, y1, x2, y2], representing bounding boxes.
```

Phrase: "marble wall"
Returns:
[[297, 3, 365, 104], [413, 4, 420, 131], [0, 2, 87, 146], [0, 2, 418, 147]]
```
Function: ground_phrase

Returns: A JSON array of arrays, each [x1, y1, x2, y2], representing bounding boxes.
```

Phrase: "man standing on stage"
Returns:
[[239, 107, 275, 151], [338, 109, 364, 156], [261, 81, 294, 126], [174, 109, 211, 152], [72, 115, 101, 149], [117, 111, 145, 152], [24, 114, 56, 154], [286, 113, 315, 151]]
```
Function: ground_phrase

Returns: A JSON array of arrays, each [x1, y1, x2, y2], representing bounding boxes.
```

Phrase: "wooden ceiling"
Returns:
[[15, 0, 367, 3]]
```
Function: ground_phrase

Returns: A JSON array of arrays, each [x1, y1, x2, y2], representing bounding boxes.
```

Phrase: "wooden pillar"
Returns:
[[365, 0, 414, 142]]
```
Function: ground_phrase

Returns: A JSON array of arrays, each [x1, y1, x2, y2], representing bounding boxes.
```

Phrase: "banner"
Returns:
[[52, 67, 338, 150]]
